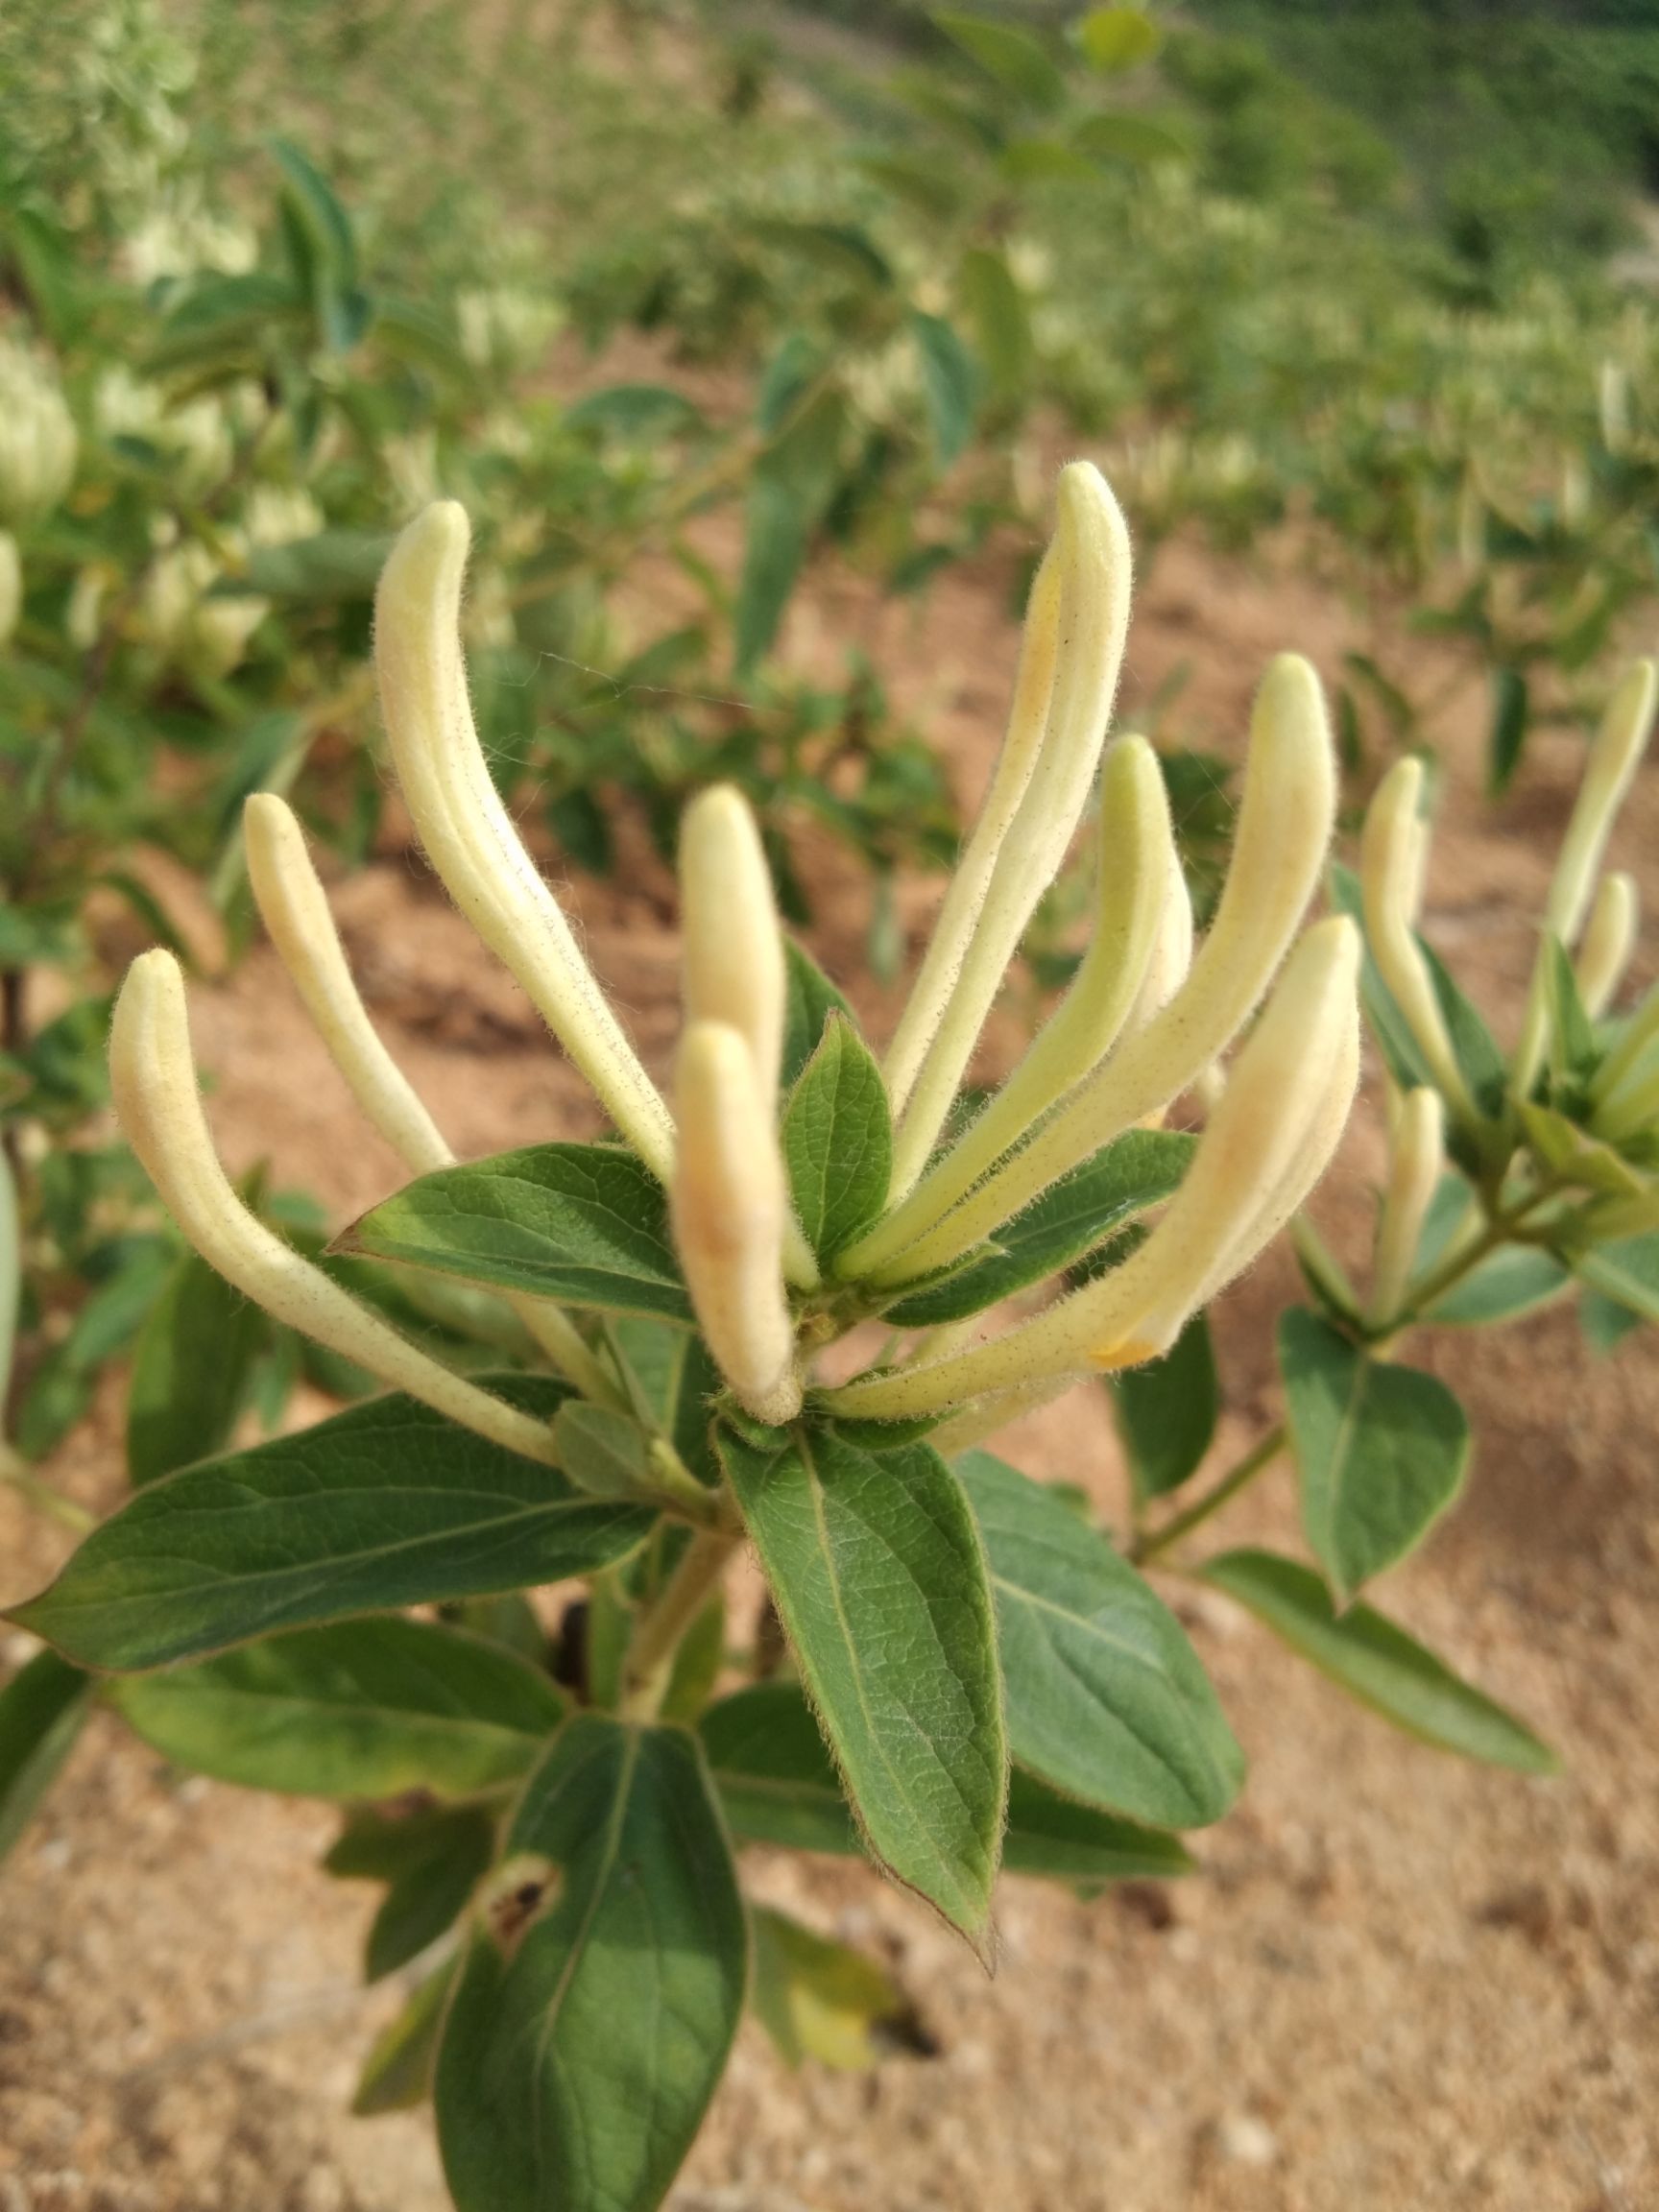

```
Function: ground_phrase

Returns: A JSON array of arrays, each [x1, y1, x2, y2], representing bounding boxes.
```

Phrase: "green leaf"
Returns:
[[347, 1144, 691, 1322], [1076, 7, 1161, 70], [435, 1717, 747, 2212], [703, 1680, 1187, 1886], [958, 1452, 1242, 1828], [883, 1129, 1193, 1327], [1421, 939, 1509, 1122], [734, 389, 846, 676], [352, 1957, 458, 2114], [126, 1249, 267, 1486], [564, 385, 709, 443], [719, 1424, 1006, 1948], [1543, 938, 1598, 1093], [1575, 1234, 1659, 1324], [231, 530, 393, 602], [1518, 1100, 1642, 1198], [908, 310, 978, 466], [0, 1648, 91, 1862], [1423, 1242, 1571, 1326], [607, 1316, 723, 1488], [1579, 1284, 1645, 1356], [1070, 111, 1188, 164], [1279, 1310, 1470, 1602], [1488, 665, 1529, 797], [750, 1907, 912, 2070], [782, 1014, 892, 1261], [1109, 1313, 1217, 1503], [935, 12, 1066, 110], [957, 245, 1032, 398], [112, 1619, 565, 1798], [550, 1401, 656, 1500], [328, 1800, 498, 1980], [1201, 1550, 1555, 1771], [661, 1589, 726, 1725], [782, 940, 854, 1088], [13, 1384, 652, 1671]]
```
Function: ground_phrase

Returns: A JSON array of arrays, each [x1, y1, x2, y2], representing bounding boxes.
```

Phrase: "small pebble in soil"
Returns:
[[1215, 2113, 1281, 2167]]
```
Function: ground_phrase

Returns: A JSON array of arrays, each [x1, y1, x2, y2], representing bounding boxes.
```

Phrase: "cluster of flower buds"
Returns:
[[1349, 656, 1659, 1328], [108, 462, 1360, 1457]]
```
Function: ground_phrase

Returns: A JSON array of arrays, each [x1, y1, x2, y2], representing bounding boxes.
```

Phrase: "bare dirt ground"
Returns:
[[2, 522, 1657, 2212]]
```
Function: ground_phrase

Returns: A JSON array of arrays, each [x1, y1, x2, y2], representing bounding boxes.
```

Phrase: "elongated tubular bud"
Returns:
[[244, 794, 620, 1405], [1366, 1086, 1445, 1329], [1123, 851, 1194, 1038], [827, 918, 1360, 1423], [882, 543, 1062, 1120], [679, 785, 816, 1290], [886, 465, 1132, 1198], [1514, 661, 1658, 1093], [1575, 871, 1638, 1022], [108, 951, 561, 1465], [374, 503, 675, 1183], [1359, 757, 1475, 1120], [841, 654, 1335, 1287], [864, 736, 1170, 1252], [671, 1022, 802, 1427]]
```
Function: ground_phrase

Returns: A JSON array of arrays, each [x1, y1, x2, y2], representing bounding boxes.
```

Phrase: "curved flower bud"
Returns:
[[244, 795, 619, 1406], [1123, 848, 1194, 1040], [1359, 757, 1475, 1120], [680, 784, 787, 1105], [374, 503, 675, 1183], [828, 918, 1360, 1423], [0, 532, 20, 650], [844, 653, 1335, 1287], [1575, 871, 1638, 1022], [108, 951, 561, 1465], [671, 1022, 802, 1427], [887, 463, 1133, 1197], [1515, 661, 1658, 1091], [843, 734, 1171, 1279], [1366, 1086, 1445, 1329], [882, 542, 1062, 1119]]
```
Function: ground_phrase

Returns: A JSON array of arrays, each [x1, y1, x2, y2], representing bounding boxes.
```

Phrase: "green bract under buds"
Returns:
[[106, 468, 1358, 1458]]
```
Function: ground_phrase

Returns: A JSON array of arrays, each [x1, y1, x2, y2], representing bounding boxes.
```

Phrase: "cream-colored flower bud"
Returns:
[[828, 919, 1359, 1422], [1123, 851, 1194, 1039], [1359, 757, 1475, 1120], [1515, 661, 1658, 1092], [845, 653, 1334, 1287], [1575, 871, 1638, 1021], [374, 503, 675, 1184], [882, 542, 1061, 1119], [108, 951, 561, 1466], [671, 1022, 802, 1427], [0, 533, 19, 649], [0, 343, 77, 524], [843, 735, 1169, 1278], [1366, 1086, 1445, 1329], [680, 785, 786, 1107], [886, 463, 1132, 1196]]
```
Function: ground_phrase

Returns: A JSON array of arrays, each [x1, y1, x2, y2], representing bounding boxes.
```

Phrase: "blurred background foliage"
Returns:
[[2, 0, 1659, 1463]]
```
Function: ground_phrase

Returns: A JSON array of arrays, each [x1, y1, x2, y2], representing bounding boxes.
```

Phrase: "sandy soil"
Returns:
[[2, 522, 1656, 2212]]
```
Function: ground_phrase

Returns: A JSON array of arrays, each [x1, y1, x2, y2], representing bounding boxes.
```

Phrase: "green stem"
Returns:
[[619, 1529, 737, 1720], [1132, 1424, 1285, 1567]]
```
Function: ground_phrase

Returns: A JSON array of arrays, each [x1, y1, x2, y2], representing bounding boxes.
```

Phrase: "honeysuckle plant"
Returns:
[[1, 462, 1587, 2212]]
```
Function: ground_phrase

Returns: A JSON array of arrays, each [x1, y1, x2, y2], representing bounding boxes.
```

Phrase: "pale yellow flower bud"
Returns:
[[670, 1022, 802, 1428], [886, 462, 1132, 1196], [374, 503, 674, 1184], [1575, 871, 1638, 1022], [1366, 1086, 1445, 1329], [846, 653, 1335, 1288], [680, 785, 786, 1108], [829, 919, 1360, 1422], [0, 533, 19, 648], [1123, 851, 1193, 1038], [108, 951, 561, 1465], [1360, 757, 1474, 1119]]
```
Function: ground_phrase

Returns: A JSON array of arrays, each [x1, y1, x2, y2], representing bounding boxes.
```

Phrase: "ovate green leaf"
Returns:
[[352, 1957, 458, 2114], [782, 1014, 892, 1261], [328, 1800, 498, 1981], [1109, 1312, 1217, 1503], [0, 1647, 91, 1862], [750, 1907, 912, 2070], [126, 1249, 267, 1486], [436, 1718, 747, 2212]]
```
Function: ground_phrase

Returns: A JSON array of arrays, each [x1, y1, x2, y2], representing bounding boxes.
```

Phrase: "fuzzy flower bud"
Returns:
[[1575, 871, 1638, 1022], [108, 951, 561, 1466], [680, 785, 786, 1109], [0, 533, 19, 649], [1359, 757, 1475, 1120], [1366, 1086, 1445, 1329], [829, 919, 1360, 1423], [886, 462, 1133, 1196], [374, 503, 675, 1184], [670, 1022, 802, 1428]]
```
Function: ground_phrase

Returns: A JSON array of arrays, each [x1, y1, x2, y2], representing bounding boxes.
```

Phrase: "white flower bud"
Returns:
[[670, 1022, 802, 1427], [886, 462, 1133, 1195], [829, 918, 1360, 1422], [1359, 757, 1474, 1119], [848, 653, 1335, 1288], [108, 951, 561, 1466], [1366, 1086, 1445, 1329], [0, 533, 20, 648], [1575, 871, 1638, 1022], [0, 343, 77, 524], [680, 785, 786, 1108], [374, 503, 674, 1184]]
